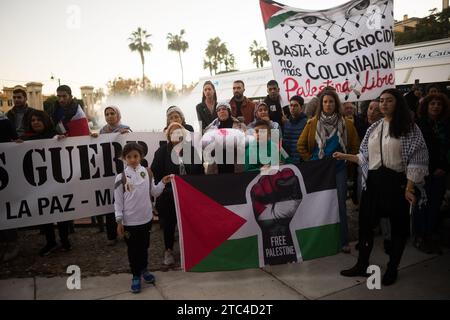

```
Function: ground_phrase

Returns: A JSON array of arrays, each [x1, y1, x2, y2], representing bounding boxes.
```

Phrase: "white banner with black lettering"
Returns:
[[259, 0, 395, 102], [0, 132, 165, 230]]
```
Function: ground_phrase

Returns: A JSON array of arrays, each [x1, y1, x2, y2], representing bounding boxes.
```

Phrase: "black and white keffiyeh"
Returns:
[[358, 119, 429, 206], [315, 112, 347, 159]]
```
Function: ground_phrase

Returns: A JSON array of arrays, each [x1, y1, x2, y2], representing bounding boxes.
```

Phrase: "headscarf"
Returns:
[[100, 105, 131, 134], [254, 102, 269, 119], [166, 106, 186, 127], [216, 101, 233, 128]]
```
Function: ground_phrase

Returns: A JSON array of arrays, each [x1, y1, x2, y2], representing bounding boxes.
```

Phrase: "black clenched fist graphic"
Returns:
[[250, 168, 302, 265]]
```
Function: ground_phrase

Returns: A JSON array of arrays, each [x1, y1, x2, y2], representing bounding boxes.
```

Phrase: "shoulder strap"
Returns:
[[114, 172, 127, 193], [121, 172, 127, 193], [379, 122, 384, 167]]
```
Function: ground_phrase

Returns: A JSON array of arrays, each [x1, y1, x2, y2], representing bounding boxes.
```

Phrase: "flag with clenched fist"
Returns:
[[172, 159, 341, 272], [250, 168, 302, 265]]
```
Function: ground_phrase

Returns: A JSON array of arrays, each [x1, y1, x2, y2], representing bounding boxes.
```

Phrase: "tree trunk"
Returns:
[[140, 51, 145, 90], [178, 51, 184, 93]]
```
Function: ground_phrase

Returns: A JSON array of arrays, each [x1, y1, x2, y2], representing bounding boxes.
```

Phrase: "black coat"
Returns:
[[151, 142, 204, 211], [6, 105, 33, 133], [0, 117, 17, 142], [196, 102, 217, 131], [151, 142, 204, 181], [263, 96, 285, 127], [417, 117, 450, 173]]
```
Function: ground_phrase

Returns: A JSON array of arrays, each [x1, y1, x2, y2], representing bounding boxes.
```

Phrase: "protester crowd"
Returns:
[[0, 80, 449, 292]]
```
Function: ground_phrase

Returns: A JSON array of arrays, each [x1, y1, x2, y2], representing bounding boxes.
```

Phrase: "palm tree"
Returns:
[[259, 48, 270, 67], [128, 27, 152, 89], [249, 40, 262, 68], [204, 37, 230, 75], [224, 53, 236, 72], [203, 59, 215, 76], [249, 40, 270, 68], [167, 29, 189, 92]]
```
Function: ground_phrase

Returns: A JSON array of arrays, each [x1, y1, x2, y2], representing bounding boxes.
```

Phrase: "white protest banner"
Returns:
[[0, 132, 165, 230], [260, 0, 395, 102]]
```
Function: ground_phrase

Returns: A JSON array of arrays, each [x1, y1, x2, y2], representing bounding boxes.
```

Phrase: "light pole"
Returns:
[[50, 74, 61, 86]]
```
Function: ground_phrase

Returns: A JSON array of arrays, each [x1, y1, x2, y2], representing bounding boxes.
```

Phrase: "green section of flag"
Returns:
[[190, 223, 340, 272], [266, 11, 297, 29], [191, 235, 259, 272], [296, 223, 341, 260]]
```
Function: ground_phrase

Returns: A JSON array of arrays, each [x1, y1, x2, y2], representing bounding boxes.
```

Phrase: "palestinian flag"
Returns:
[[172, 158, 340, 272], [260, 0, 299, 29]]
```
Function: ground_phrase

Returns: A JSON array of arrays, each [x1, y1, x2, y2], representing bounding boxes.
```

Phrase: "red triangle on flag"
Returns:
[[259, 0, 283, 26], [174, 176, 247, 271]]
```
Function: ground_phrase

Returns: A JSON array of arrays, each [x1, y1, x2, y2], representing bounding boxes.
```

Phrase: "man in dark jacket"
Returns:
[[263, 80, 289, 128], [282, 95, 307, 164], [6, 88, 34, 137]]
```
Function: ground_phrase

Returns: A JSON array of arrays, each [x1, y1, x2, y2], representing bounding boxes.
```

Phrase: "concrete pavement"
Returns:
[[1, 237, 449, 300]]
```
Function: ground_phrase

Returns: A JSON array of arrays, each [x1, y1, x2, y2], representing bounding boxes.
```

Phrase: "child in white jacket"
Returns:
[[114, 142, 171, 294]]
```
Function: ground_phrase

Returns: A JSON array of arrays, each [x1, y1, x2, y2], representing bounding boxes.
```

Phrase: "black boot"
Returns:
[[383, 239, 392, 255], [382, 267, 398, 286], [383, 236, 406, 286], [341, 240, 372, 277], [340, 262, 370, 277]]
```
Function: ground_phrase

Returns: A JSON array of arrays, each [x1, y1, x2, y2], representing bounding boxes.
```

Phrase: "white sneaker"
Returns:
[[163, 249, 175, 266]]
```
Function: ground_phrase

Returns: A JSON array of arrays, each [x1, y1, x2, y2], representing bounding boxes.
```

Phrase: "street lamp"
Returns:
[[50, 73, 61, 86]]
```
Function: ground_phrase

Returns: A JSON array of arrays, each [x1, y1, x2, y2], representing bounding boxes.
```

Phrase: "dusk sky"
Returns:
[[0, 0, 443, 96]]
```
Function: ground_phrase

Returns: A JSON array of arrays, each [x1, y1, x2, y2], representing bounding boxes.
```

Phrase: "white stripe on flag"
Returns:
[[226, 189, 339, 240], [72, 105, 87, 120]]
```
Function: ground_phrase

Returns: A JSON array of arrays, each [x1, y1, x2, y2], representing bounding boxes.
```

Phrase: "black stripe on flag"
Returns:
[[179, 159, 336, 206], [181, 171, 259, 206], [299, 158, 336, 193]]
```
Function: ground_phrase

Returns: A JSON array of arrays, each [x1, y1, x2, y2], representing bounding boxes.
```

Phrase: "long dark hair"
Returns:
[[380, 88, 413, 138], [26, 109, 54, 133], [201, 81, 217, 104], [418, 93, 449, 122], [316, 90, 343, 117]]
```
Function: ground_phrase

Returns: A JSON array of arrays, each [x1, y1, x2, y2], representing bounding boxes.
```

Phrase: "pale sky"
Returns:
[[0, 0, 443, 96]]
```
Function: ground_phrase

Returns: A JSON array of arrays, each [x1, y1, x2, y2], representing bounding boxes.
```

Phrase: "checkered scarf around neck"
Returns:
[[315, 112, 347, 159]]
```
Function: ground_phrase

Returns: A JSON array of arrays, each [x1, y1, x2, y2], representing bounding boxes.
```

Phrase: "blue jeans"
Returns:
[[336, 168, 349, 247]]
